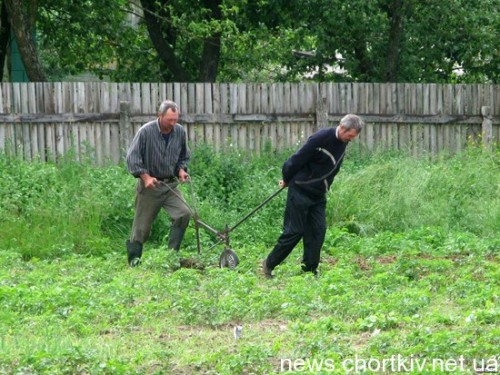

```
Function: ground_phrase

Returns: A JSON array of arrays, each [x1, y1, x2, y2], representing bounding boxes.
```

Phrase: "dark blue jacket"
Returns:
[[282, 127, 348, 196]]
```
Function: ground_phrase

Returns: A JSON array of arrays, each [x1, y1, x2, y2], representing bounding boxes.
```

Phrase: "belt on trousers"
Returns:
[[155, 176, 176, 182]]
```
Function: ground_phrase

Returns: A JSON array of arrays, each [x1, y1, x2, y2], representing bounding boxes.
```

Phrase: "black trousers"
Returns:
[[266, 185, 327, 273]]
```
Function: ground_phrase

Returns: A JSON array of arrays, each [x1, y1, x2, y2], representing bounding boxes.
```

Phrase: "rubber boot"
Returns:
[[301, 263, 318, 277], [167, 226, 186, 252], [262, 258, 274, 279], [126, 240, 143, 267]]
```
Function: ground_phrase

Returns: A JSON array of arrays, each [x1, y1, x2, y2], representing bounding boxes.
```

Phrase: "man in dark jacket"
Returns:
[[262, 114, 364, 278]]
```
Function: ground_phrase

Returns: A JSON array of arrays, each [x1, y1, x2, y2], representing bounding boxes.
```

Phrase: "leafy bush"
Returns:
[[0, 144, 498, 261], [1, 144, 498, 374], [0, 155, 133, 259], [329, 146, 500, 237]]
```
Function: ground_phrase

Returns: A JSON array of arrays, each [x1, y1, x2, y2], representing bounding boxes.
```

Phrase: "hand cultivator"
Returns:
[[165, 179, 284, 269]]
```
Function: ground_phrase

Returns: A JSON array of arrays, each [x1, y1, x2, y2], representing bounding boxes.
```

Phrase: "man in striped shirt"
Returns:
[[125, 100, 191, 267]]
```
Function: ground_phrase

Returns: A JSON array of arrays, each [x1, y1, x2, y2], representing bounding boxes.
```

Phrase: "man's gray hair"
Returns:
[[158, 100, 179, 115], [340, 114, 364, 132]]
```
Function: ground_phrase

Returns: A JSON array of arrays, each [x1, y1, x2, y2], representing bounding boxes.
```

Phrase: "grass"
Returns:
[[1, 242, 498, 374], [0, 145, 498, 374]]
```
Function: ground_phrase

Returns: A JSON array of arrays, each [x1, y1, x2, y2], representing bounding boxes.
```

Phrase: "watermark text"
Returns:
[[280, 355, 499, 373]]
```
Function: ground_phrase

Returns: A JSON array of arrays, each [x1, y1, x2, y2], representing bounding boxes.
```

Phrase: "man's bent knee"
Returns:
[[172, 209, 191, 228]]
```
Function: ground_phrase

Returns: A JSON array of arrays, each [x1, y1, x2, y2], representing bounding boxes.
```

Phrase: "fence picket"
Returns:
[[0, 82, 497, 164]]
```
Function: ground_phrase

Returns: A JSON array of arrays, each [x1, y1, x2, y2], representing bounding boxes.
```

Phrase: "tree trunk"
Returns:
[[140, 0, 189, 82], [198, 0, 221, 82], [385, 0, 405, 82], [0, 0, 11, 80], [4, 0, 47, 81]]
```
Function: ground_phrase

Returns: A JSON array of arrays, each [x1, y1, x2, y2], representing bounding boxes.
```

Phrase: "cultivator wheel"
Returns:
[[219, 248, 240, 269]]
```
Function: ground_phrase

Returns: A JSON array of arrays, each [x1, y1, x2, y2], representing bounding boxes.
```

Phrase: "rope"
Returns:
[[158, 178, 195, 215], [295, 147, 345, 186]]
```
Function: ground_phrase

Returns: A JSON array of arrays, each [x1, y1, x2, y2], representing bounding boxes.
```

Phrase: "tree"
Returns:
[[0, 0, 10, 78], [383, 0, 407, 82], [4, 0, 47, 81], [274, 0, 499, 83], [139, 0, 189, 81], [401, 0, 499, 82], [36, 0, 224, 82], [36, 0, 143, 81], [139, 0, 223, 82], [4, 0, 497, 83]]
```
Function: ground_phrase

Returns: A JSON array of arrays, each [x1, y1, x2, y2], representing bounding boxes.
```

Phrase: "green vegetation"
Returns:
[[8, 0, 499, 83], [0, 146, 498, 374]]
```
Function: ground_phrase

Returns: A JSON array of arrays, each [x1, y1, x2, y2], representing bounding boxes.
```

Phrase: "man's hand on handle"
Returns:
[[140, 173, 158, 189], [139, 170, 189, 189]]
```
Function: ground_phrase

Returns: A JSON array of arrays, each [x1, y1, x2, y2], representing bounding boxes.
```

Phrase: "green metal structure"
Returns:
[[11, 33, 29, 82]]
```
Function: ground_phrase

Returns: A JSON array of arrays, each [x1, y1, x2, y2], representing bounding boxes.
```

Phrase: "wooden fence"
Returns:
[[0, 82, 498, 165]]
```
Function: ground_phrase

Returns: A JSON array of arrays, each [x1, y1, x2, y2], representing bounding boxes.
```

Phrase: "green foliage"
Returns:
[[186, 145, 288, 246], [0, 154, 132, 259], [37, 0, 148, 81], [262, 0, 500, 83], [30, 0, 499, 82], [1, 240, 497, 373], [329, 147, 500, 237], [1, 145, 498, 261], [403, 0, 500, 83], [0, 143, 498, 373]]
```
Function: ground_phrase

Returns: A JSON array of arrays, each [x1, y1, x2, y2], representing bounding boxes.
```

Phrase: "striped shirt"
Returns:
[[126, 119, 190, 178]]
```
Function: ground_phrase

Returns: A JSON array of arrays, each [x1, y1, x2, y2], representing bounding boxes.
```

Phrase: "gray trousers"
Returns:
[[130, 179, 191, 248]]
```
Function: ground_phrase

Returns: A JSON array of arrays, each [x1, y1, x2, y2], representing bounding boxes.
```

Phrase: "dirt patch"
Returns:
[[180, 257, 205, 270], [377, 255, 397, 264], [322, 257, 339, 266], [356, 256, 371, 271]]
